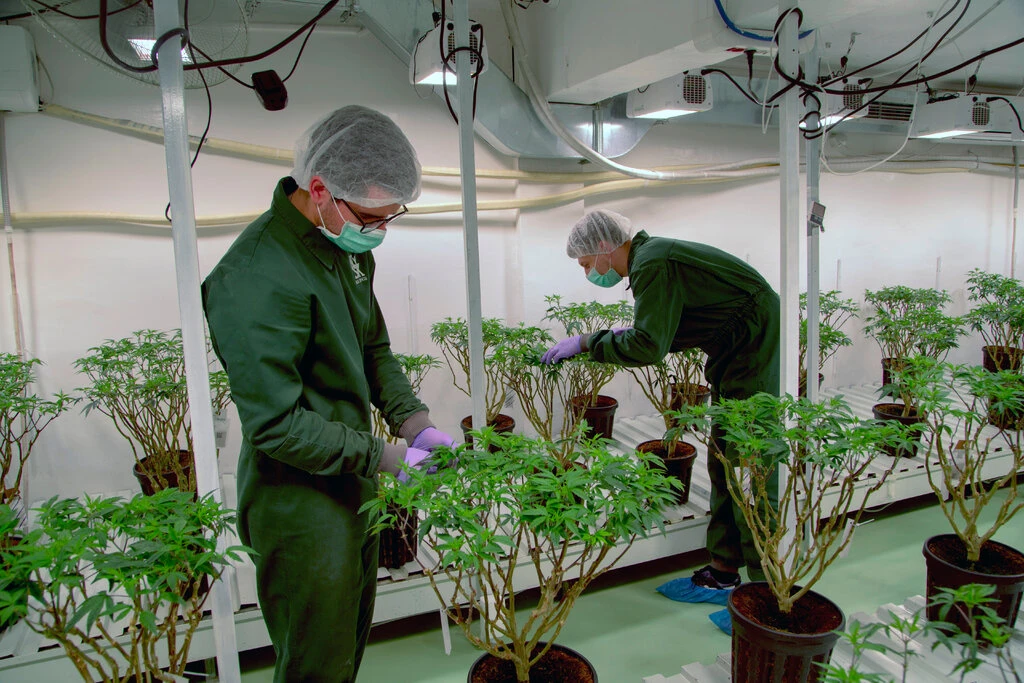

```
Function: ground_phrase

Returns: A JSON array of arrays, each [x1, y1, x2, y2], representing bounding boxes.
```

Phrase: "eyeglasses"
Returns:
[[338, 198, 408, 234]]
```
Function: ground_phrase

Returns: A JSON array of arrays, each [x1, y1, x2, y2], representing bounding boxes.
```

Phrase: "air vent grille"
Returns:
[[445, 22, 482, 68], [972, 100, 990, 126], [864, 101, 914, 122], [682, 75, 707, 104], [842, 84, 864, 110]]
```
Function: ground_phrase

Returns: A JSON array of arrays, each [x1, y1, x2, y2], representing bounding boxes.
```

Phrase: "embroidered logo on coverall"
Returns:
[[349, 253, 367, 284]]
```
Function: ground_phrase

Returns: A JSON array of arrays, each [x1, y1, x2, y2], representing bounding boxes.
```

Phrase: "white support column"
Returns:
[[152, 2, 240, 681], [778, 2, 801, 399], [454, 0, 486, 434], [805, 48, 821, 404]]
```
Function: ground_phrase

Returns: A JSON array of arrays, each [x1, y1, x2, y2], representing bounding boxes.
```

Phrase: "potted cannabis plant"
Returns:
[[363, 428, 677, 682], [799, 290, 857, 396], [964, 268, 1024, 373], [1, 353, 74, 509], [543, 295, 632, 439], [370, 352, 440, 569], [430, 317, 514, 440], [864, 286, 964, 457], [624, 348, 703, 505], [895, 356, 1024, 634], [74, 329, 232, 495], [668, 393, 907, 682], [0, 489, 248, 682]]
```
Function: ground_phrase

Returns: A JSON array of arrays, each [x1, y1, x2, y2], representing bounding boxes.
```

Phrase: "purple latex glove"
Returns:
[[541, 335, 584, 364], [397, 447, 432, 484], [611, 326, 631, 335], [410, 426, 456, 452]]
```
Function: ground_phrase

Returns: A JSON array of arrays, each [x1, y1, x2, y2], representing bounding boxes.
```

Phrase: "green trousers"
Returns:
[[239, 452, 379, 683], [703, 289, 780, 581]]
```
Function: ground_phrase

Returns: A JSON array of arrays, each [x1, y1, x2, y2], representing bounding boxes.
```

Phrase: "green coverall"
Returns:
[[202, 178, 430, 682], [588, 231, 780, 580]]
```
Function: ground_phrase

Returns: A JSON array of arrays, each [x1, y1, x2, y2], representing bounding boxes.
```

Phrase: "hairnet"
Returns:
[[566, 209, 633, 258], [292, 105, 422, 208]]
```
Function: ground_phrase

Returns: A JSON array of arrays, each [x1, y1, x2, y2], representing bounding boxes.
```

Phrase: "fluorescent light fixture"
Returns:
[[410, 20, 487, 87], [911, 96, 992, 140], [626, 74, 712, 120], [128, 38, 193, 65], [917, 129, 981, 139]]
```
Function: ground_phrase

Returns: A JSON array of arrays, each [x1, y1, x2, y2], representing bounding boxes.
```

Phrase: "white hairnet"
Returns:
[[291, 105, 422, 208], [566, 209, 633, 258]]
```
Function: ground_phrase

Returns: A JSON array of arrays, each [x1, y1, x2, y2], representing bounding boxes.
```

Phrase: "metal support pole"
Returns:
[[454, 0, 486, 436], [1, 113, 27, 361], [778, 2, 801, 399], [805, 49, 821, 404], [153, 1, 240, 681]]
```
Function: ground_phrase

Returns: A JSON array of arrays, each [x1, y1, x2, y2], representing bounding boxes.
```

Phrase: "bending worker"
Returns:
[[203, 106, 455, 682], [541, 209, 779, 592]]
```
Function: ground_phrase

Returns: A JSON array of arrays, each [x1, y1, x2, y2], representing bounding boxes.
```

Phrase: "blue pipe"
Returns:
[[713, 0, 813, 42]]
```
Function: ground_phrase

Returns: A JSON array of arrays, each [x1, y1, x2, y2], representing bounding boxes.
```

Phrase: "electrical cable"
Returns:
[[986, 96, 1024, 134], [97, 0, 340, 75], [2, 0, 142, 22], [438, 1, 485, 125]]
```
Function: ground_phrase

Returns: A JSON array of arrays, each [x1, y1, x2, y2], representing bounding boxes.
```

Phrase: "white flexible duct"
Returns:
[[0, 158, 1015, 229]]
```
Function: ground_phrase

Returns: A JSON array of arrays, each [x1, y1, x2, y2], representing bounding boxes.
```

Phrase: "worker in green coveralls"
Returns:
[[203, 106, 456, 682], [542, 208, 780, 592]]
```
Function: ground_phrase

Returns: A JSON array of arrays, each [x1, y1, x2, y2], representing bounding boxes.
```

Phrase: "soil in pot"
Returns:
[[871, 403, 924, 458], [468, 642, 597, 683], [988, 397, 1024, 431], [728, 582, 844, 683], [636, 439, 698, 505], [378, 504, 418, 569], [460, 414, 516, 450], [982, 345, 1024, 373], [133, 449, 196, 496], [923, 534, 1024, 632], [568, 395, 618, 440]]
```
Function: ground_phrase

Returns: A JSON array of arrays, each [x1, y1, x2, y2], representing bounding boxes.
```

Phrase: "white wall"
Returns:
[[1, 21, 1018, 502]]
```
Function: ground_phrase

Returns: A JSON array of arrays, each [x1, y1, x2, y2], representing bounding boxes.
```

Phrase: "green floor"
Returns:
[[238, 488, 1024, 682]]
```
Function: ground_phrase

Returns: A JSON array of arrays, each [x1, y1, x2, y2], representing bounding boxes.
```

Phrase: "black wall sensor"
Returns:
[[252, 70, 288, 111]]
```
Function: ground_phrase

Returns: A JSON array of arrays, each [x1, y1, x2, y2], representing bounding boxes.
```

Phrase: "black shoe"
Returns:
[[691, 565, 740, 590]]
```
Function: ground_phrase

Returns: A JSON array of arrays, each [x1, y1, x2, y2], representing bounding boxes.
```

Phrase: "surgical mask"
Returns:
[[316, 202, 386, 254], [587, 254, 622, 288]]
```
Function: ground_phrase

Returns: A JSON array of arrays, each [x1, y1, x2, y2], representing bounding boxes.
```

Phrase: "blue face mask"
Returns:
[[316, 202, 387, 254], [587, 254, 622, 288]]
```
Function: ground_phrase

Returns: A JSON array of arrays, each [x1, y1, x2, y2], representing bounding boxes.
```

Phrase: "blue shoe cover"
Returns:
[[709, 608, 732, 635], [655, 577, 731, 606]]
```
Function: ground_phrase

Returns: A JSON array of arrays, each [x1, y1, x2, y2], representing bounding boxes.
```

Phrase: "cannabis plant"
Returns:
[[799, 290, 857, 393], [895, 357, 1024, 565], [430, 317, 509, 426], [543, 295, 632, 408], [626, 347, 708, 430], [964, 269, 1024, 371], [1, 353, 74, 507], [668, 393, 906, 615], [0, 490, 248, 683], [371, 353, 441, 444], [74, 329, 231, 494], [363, 429, 677, 683]]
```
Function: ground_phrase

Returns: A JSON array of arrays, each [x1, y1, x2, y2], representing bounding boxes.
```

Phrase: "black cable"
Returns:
[[149, 28, 190, 68], [438, 2, 486, 126], [822, 0, 963, 88], [987, 96, 1024, 134], [2, 0, 142, 22], [700, 68, 776, 107], [282, 23, 316, 82], [186, 42, 255, 89], [98, 0, 339, 75]]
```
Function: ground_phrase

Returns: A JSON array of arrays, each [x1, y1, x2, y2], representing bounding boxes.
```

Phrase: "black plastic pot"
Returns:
[[728, 582, 844, 683], [923, 534, 1024, 632], [377, 503, 418, 569], [636, 439, 698, 505], [132, 449, 196, 496], [468, 642, 597, 682], [871, 403, 924, 458], [460, 414, 516, 449], [982, 345, 1024, 373], [568, 395, 619, 440]]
